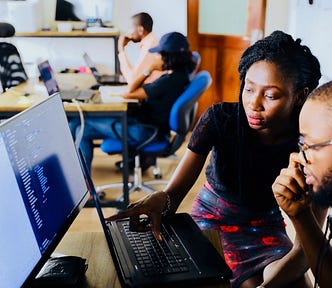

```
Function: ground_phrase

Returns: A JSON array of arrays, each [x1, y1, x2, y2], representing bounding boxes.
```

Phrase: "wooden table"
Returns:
[[0, 74, 130, 208], [54, 231, 231, 288]]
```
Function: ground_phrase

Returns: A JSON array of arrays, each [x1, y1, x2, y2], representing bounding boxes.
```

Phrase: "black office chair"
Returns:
[[0, 22, 28, 91], [96, 70, 212, 196]]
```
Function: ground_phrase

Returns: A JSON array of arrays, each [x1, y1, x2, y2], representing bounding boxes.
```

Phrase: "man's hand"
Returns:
[[118, 35, 132, 53], [272, 152, 311, 217]]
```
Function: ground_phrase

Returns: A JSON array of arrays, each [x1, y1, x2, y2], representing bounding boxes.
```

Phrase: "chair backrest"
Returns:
[[170, 70, 211, 134], [0, 23, 28, 91], [165, 70, 211, 155]]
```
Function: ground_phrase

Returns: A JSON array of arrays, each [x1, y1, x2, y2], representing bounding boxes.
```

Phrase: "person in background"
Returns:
[[272, 81, 332, 288], [71, 32, 196, 172], [106, 30, 324, 287], [118, 12, 163, 85]]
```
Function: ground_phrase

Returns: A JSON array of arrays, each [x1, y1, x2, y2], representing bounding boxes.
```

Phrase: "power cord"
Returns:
[[71, 99, 85, 149]]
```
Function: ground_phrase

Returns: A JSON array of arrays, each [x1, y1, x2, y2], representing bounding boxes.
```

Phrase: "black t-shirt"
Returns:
[[141, 71, 190, 135], [188, 102, 298, 210]]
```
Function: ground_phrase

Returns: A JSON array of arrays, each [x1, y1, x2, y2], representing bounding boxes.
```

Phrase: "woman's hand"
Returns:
[[105, 191, 169, 241], [272, 152, 311, 217]]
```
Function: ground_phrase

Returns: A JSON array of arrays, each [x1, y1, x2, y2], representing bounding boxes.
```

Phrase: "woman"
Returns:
[[107, 31, 323, 287], [70, 32, 196, 171]]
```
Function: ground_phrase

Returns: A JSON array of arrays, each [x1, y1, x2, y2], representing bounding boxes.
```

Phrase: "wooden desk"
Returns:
[[54, 231, 231, 288], [15, 30, 121, 74], [0, 75, 130, 208]]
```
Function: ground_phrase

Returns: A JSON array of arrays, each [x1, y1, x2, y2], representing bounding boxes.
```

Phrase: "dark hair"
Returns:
[[238, 30, 321, 98], [161, 51, 196, 74], [307, 80, 332, 112], [132, 12, 153, 33]]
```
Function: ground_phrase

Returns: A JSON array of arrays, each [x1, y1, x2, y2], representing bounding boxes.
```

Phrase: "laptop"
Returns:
[[80, 150, 232, 288], [38, 60, 95, 102], [83, 52, 127, 85], [0, 94, 89, 288]]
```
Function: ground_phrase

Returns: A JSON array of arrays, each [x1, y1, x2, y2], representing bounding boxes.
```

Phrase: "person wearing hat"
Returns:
[[71, 32, 196, 172]]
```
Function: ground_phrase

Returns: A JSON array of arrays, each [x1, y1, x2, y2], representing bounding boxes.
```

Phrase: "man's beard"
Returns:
[[309, 168, 332, 208]]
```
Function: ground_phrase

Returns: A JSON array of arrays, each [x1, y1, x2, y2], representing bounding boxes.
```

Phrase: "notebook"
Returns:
[[37, 60, 95, 102], [80, 150, 232, 288], [0, 94, 89, 288], [83, 52, 127, 85]]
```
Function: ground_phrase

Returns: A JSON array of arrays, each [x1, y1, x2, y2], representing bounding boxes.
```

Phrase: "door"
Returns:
[[187, 0, 266, 120]]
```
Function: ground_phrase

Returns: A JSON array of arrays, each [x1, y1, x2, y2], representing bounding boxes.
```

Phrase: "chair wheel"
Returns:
[[154, 174, 162, 179], [98, 191, 106, 200]]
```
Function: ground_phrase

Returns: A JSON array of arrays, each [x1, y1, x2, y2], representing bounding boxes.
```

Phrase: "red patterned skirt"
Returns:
[[190, 182, 292, 288]]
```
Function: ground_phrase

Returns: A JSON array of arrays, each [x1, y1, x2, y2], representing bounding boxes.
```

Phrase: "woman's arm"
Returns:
[[106, 149, 208, 240], [164, 149, 208, 213]]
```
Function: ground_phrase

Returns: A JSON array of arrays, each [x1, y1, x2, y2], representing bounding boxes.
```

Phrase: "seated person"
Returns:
[[70, 32, 196, 172], [272, 81, 332, 288], [118, 12, 163, 85]]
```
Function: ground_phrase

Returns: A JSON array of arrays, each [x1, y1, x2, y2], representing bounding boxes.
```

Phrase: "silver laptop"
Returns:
[[83, 52, 127, 85], [38, 60, 95, 102]]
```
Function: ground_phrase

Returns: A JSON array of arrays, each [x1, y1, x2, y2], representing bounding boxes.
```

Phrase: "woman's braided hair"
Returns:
[[238, 30, 321, 97], [236, 31, 321, 199]]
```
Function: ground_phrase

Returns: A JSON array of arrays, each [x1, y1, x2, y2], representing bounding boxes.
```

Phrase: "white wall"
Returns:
[[0, 0, 187, 78], [2, 0, 331, 83], [288, 0, 332, 83]]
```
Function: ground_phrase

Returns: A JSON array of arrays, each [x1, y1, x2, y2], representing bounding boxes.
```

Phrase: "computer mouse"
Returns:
[[90, 84, 101, 90]]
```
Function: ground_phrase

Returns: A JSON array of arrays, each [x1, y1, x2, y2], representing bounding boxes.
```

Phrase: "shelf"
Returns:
[[15, 30, 120, 38]]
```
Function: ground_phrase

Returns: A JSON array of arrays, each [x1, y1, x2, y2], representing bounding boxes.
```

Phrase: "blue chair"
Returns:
[[96, 70, 212, 196]]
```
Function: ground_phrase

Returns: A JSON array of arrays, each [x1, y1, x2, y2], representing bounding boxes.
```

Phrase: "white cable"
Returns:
[[72, 99, 85, 149]]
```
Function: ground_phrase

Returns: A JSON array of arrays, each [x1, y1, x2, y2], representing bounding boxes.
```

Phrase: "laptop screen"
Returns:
[[0, 94, 89, 287], [83, 52, 102, 78], [38, 60, 61, 95]]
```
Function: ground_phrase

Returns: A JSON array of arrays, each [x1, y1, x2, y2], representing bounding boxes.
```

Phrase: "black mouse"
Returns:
[[90, 84, 101, 90]]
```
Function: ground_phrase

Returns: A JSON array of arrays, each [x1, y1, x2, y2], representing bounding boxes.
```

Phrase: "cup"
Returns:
[[57, 22, 73, 32]]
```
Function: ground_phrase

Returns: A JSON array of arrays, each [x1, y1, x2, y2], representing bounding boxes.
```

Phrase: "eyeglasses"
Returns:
[[298, 136, 332, 163]]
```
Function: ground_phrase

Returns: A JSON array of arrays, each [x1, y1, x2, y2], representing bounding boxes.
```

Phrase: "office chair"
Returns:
[[96, 70, 212, 197], [0, 22, 28, 91]]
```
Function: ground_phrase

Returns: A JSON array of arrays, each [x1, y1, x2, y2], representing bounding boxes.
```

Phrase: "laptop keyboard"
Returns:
[[122, 222, 190, 277]]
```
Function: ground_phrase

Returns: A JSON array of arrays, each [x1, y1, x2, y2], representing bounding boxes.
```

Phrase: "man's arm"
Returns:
[[270, 152, 331, 288]]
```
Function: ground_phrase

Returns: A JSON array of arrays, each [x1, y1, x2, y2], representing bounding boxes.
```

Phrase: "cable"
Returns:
[[72, 99, 85, 149]]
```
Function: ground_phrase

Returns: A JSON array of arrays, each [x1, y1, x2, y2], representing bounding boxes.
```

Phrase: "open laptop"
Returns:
[[0, 94, 89, 288], [80, 150, 232, 288], [83, 52, 127, 85], [38, 60, 95, 102]]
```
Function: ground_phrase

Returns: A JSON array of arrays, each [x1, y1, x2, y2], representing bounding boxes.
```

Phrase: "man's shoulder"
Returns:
[[141, 32, 159, 50]]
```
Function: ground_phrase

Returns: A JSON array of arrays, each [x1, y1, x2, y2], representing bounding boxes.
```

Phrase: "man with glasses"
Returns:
[[272, 80, 332, 288]]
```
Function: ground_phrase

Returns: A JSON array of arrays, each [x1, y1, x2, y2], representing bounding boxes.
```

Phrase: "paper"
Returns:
[[99, 86, 138, 103]]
